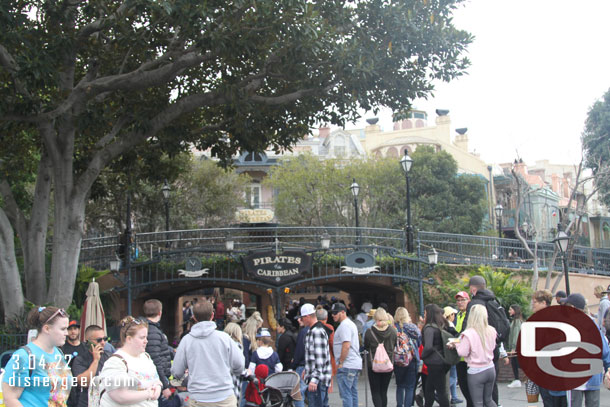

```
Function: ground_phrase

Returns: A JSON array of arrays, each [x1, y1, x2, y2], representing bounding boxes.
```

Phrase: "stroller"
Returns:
[[245, 367, 302, 407]]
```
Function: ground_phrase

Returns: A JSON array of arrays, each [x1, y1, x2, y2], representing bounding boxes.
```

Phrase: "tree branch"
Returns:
[[0, 180, 28, 242], [0, 44, 31, 97]]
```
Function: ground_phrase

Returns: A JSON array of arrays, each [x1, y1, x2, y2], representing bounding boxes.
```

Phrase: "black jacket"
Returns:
[[463, 289, 496, 329], [277, 330, 297, 370], [364, 325, 397, 367], [145, 318, 173, 389]]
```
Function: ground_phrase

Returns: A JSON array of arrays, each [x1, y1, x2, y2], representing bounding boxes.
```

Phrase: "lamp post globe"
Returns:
[[162, 180, 171, 247], [350, 178, 360, 245]]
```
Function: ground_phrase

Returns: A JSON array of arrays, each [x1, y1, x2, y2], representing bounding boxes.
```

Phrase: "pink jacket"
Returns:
[[455, 327, 497, 368]]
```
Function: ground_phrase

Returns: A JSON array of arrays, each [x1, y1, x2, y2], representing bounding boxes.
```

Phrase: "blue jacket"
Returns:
[[291, 326, 309, 369], [582, 317, 610, 391]]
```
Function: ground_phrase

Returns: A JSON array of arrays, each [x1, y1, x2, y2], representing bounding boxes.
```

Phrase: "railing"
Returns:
[[78, 227, 610, 276], [0, 333, 27, 354]]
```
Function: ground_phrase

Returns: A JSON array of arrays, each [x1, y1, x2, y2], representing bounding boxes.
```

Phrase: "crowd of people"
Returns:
[[3, 281, 610, 407]]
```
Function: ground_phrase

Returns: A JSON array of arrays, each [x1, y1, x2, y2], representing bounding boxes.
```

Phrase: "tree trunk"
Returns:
[[530, 242, 539, 291], [46, 198, 85, 308], [0, 209, 25, 321]]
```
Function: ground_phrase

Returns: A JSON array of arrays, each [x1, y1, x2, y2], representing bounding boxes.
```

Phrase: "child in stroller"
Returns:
[[244, 365, 302, 407]]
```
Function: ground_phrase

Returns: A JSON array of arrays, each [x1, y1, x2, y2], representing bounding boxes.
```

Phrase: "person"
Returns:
[[554, 290, 567, 305], [302, 303, 332, 407], [421, 304, 452, 407], [463, 276, 510, 406], [506, 304, 523, 388], [331, 302, 362, 407], [61, 320, 87, 407], [216, 297, 226, 330], [393, 307, 421, 407], [276, 318, 297, 371], [316, 306, 336, 403], [248, 328, 282, 373], [2, 306, 72, 407], [595, 285, 610, 337], [240, 311, 264, 407], [71, 324, 113, 407], [225, 322, 245, 405], [182, 301, 193, 332], [362, 308, 376, 337], [559, 293, 610, 407], [291, 314, 309, 407], [450, 305, 497, 407], [97, 316, 162, 406], [239, 300, 247, 323], [172, 300, 245, 407], [142, 299, 173, 405], [531, 289, 565, 407], [358, 302, 373, 327], [454, 291, 474, 407], [443, 306, 462, 405], [364, 307, 397, 407]]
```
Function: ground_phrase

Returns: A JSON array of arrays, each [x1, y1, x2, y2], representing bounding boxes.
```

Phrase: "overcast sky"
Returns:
[[346, 0, 610, 167]]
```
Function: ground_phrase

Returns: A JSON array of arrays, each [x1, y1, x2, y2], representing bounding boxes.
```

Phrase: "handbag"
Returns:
[[525, 378, 539, 403]]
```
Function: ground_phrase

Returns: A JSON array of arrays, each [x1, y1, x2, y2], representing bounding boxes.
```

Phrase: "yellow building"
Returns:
[[346, 110, 491, 177]]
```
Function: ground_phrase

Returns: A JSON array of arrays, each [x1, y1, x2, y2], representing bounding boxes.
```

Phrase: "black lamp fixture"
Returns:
[[321, 233, 331, 250], [494, 204, 503, 239], [400, 150, 414, 252], [350, 178, 361, 245], [225, 237, 235, 252], [162, 180, 171, 247], [553, 229, 571, 295], [428, 247, 438, 266]]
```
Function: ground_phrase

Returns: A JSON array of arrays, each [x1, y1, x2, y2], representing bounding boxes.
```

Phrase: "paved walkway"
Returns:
[[326, 375, 610, 407]]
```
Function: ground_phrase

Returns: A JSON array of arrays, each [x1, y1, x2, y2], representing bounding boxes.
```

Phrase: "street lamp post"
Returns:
[[554, 229, 571, 295], [400, 150, 414, 253], [350, 178, 360, 246], [494, 204, 503, 239], [162, 180, 171, 247], [417, 247, 438, 316]]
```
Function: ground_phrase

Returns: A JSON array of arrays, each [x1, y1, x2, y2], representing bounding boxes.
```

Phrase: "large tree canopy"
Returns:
[[0, 0, 471, 317], [266, 148, 487, 234], [582, 88, 610, 205]]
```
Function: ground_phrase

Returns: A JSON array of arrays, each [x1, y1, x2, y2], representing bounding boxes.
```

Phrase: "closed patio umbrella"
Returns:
[[80, 278, 107, 341]]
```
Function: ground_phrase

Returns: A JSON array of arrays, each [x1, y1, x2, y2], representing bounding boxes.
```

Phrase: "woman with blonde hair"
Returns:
[[364, 308, 397, 407], [98, 316, 162, 406], [451, 304, 497, 407], [393, 307, 421, 407], [225, 322, 245, 405], [240, 311, 264, 407]]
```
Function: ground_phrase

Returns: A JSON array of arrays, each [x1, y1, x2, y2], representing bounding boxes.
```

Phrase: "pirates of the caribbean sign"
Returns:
[[241, 250, 312, 285]]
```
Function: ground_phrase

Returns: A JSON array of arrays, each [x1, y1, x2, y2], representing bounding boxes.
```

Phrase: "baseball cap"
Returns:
[[256, 328, 271, 338], [443, 306, 458, 318], [455, 291, 470, 301], [330, 303, 347, 314], [300, 303, 315, 317], [68, 320, 80, 328], [559, 293, 586, 310], [603, 285, 610, 294], [555, 290, 567, 299], [468, 275, 486, 287]]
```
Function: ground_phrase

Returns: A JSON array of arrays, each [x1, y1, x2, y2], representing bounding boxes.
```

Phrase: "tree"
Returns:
[[0, 0, 471, 317], [266, 149, 487, 234], [582, 88, 610, 206], [410, 146, 487, 235]]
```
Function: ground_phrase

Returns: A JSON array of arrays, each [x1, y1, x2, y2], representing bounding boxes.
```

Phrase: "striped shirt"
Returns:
[[304, 322, 331, 387]]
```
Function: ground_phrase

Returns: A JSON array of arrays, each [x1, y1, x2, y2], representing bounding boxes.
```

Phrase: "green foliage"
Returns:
[[266, 149, 487, 233], [430, 265, 532, 317], [582, 88, 610, 206], [410, 146, 487, 235]]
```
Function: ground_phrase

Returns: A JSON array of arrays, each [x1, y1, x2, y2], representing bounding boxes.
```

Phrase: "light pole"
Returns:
[[400, 150, 414, 253], [554, 229, 571, 295], [162, 180, 171, 247], [350, 178, 360, 246], [494, 204, 503, 239], [418, 247, 438, 316]]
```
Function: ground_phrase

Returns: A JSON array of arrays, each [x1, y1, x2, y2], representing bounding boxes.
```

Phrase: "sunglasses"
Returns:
[[43, 308, 69, 325], [121, 317, 144, 327], [91, 336, 109, 343]]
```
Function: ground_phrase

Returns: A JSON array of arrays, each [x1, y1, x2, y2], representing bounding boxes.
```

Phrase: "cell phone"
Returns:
[[87, 340, 98, 350]]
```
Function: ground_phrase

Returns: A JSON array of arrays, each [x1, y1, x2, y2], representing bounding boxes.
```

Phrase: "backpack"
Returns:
[[484, 299, 510, 344], [429, 323, 460, 366], [371, 330, 393, 373], [88, 353, 128, 407], [393, 324, 416, 367]]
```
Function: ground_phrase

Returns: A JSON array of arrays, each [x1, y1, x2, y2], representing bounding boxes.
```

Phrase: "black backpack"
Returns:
[[484, 299, 510, 344]]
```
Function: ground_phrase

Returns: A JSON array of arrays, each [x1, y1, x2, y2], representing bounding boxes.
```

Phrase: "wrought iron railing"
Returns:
[[78, 227, 610, 276], [0, 333, 27, 354]]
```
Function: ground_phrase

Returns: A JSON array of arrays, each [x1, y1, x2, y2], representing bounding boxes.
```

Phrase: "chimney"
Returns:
[[513, 160, 527, 177], [562, 175, 570, 198], [318, 126, 330, 139], [454, 128, 468, 151], [551, 174, 560, 194]]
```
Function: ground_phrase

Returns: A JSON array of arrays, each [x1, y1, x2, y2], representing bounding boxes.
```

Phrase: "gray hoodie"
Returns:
[[171, 321, 245, 403]]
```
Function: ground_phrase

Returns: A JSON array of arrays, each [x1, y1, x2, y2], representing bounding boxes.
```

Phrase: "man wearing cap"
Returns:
[[560, 293, 610, 407], [61, 320, 87, 407], [554, 290, 567, 305], [331, 302, 362, 407], [454, 291, 473, 407], [301, 303, 332, 407], [594, 285, 610, 337]]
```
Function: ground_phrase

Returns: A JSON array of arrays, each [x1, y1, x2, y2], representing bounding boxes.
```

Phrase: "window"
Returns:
[[246, 183, 261, 208]]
